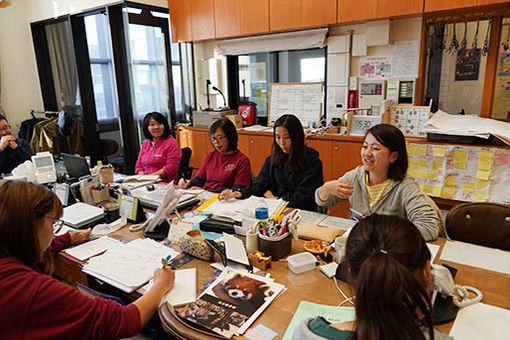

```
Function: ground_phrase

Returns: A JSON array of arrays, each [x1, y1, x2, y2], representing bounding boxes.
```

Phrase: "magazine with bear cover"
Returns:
[[179, 269, 286, 338]]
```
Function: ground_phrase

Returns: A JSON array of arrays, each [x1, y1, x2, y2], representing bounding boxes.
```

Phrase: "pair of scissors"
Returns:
[[284, 209, 301, 239]]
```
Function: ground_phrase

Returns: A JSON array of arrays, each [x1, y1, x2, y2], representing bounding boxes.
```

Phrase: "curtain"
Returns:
[[216, 28, 328, 56], [46, 20, 79, 109]]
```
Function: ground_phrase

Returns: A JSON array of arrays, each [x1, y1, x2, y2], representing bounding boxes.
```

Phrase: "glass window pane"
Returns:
[[238, 53, 276, 116]]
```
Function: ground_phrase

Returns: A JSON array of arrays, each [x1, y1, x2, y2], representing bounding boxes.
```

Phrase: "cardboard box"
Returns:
[[226, 114, 242, 129]]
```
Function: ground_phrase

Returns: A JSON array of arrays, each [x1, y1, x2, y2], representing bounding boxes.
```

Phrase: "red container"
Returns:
[[239, 104, 257, 127]]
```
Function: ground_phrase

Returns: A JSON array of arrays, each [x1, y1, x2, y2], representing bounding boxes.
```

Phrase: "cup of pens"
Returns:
[[91, 183, 110, 203], [257, 219, 292, 261]]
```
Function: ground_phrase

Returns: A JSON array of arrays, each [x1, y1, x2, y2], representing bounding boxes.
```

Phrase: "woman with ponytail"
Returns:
[[292, 214, 453, 340]]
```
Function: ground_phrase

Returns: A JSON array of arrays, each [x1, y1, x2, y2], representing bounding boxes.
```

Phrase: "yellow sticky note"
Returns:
[[462, 182, 475, 193], [441, 187, 456, 199], [475, 178, 489, 190], [414, 145, 427, 156], [421, 185, 441, 196], [409, 158, 428, 169], [414, 169, 428, 180], [432, 160, 444, 170], [427, 170, 439, 180], [474, 191, 488, 202], [478, 150, 493, 171], [454, 150, 467, 169], [433, 146, 446, 157], [444, 177, 456, 187], [408, 169, 419, 178], [476, 169, 490, 180]]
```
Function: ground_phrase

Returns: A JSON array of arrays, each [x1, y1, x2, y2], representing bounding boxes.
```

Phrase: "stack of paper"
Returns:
[[62, 203, 105, 229], [82, 238, 180, 293], [198, 195, 286, 219], [179, 269, 286, 338]]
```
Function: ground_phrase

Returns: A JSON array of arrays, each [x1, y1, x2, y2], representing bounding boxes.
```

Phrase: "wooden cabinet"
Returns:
[[246, 134, 273, 176], [478, 0, 510, 4], [377, 0, 423, 18], [240, 0, 270, 35], [177, 128, 213, 170], [338, 0, 377, 23], [424, 0, 476, 12], [306, 139, 333, 181], [189, 0, 215, 41], [270, 0, 302, 31], [214, 0, 240, 38], [168, 0, 192, 42], [301, 0, 337, 27]]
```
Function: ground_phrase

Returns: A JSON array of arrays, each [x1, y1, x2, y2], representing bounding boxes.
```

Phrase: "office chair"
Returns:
[[179, 147, 193, 179], [100, 139, 125, 172], [445, 202, 510, 251]]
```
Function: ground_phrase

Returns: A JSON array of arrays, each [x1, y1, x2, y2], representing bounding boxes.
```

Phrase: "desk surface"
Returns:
[[54, 225, 510, 338]]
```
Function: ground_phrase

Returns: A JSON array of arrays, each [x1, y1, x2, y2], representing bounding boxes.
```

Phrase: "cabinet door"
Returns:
[[177, 128, 190, 148], [377, 0, 423, 18], [190, 0, 215, 41], [239, 0, 270, 35], [188, 130, 213, 170], [301, 0, 336, 27], [169, 0, 192, 42], [248, 135, 274, 176], [306, 139, 332, 181], [214, 0, 240, 38], [424, 0, 476, 12], [269, 0, 302, 31], [478, 0, 509, 4], [329, 141, 362, 217], [237, 134, 250, 156], [338, 0, 377, 23]]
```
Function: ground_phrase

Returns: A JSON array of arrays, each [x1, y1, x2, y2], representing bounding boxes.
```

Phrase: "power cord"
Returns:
[[333, 277, 355, 306]]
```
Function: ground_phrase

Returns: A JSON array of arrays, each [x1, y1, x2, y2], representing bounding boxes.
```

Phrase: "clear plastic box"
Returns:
[[287, 252, 317, 274]]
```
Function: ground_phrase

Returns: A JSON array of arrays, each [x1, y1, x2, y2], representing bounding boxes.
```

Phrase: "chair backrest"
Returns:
[[179, 147, 192, 179], [100, 139, 119, 156], [445, 202, 510, 251]]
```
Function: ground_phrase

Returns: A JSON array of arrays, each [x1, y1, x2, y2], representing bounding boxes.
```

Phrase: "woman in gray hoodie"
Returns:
[[315, 124, 443, 241]]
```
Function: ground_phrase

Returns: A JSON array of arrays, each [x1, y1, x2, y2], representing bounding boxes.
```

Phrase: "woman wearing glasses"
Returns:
[[235, 114, 323, 211], [135, 112, 182, 183], [315, 124, 443, 241], [0, 180, 175, 339], [179, 118, 251, 194], [0, 114, 33, 174]]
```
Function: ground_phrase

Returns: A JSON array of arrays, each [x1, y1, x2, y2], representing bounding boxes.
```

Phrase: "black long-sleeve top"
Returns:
[[246, 146, 324, 211], [0, 139, 33, 174]]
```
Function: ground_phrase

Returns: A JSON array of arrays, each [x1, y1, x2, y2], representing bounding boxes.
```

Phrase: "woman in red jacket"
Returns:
[[0, 180, 175, 340]]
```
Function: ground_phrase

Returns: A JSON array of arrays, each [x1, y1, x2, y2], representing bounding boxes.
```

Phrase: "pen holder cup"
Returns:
[[91, 188, 110, 203], [258, 232, 292, 261]]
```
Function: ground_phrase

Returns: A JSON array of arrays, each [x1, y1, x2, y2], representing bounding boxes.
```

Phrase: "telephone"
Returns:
[[142, 182, 182, 240], [31, 152, 57, 184], [431, 264, 482, 324]]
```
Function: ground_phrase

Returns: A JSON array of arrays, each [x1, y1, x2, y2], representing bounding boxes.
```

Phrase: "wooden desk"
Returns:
[[54, 228, 510, 338]]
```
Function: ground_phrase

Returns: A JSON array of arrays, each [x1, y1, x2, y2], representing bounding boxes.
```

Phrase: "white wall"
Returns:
[[0, 0, 44, 135]]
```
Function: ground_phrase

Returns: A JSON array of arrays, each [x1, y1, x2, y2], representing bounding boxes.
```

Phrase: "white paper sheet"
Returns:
[[224, 233, 249, 265], [440, 241, 510, 275], [319, 216, 356, 230], [64, 236, 120, 261], [427, 243, 440, 262], [449, 303, 510, 340]]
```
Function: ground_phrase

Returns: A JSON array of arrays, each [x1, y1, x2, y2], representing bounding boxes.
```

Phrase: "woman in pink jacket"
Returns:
[[135, 112, 181, 183]]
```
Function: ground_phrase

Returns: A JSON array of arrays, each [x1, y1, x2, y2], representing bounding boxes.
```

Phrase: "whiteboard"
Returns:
[[268, 82, 323, 126]]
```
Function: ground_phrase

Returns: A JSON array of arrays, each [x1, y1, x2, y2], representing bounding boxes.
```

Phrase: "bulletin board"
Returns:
[[391, 105, 430, 137], [268, 82, 323, 126], [407, 143, 510, 205]]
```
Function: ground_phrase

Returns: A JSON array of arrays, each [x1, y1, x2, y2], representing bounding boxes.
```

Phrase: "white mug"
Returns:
[[335, 235, 348, 263]]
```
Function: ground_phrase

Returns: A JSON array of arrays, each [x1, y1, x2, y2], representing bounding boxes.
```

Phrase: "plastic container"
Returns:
[[255, 199, 268, 220], [287, 252, 317, 274]]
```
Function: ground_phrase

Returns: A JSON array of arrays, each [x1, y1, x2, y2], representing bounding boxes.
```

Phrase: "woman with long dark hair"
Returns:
[[247, 114, 323, 211], [315, 124, 443, 240], [0, 181, 175, 339], [293, 214, 452, 340], [135, 112, 181, 183]]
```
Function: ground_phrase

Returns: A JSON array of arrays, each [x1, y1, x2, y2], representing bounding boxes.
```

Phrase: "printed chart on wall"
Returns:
[[268, 82, 323, 126], [391, 105, 430, 137], [407, 143, 510, 204]]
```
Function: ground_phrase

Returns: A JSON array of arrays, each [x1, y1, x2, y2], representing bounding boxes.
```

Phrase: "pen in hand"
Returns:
[[161, 255, 172, 268]]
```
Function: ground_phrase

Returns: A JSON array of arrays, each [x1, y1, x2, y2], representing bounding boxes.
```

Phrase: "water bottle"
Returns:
[[255, 199, 268, 220]]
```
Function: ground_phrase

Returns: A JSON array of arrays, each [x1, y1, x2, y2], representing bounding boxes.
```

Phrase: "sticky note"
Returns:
[[421, 185, 441, 196], [454, 150, 467, 169], [476, 169, 490, 180], [478, 150, 493, 171], [462, 182, 475, 193], [414, 145, 427, 156], [445, 177, 456, 187], [432, 160, 444, 170], [408, 169, 419, 178], [433, 146, 446, 157], [414, 169, 428, 180], [474, 192, 488, 202], [494, 152, 510, 165], [427, 170, 439, 180], [442, 187, 456, 199], [475, 178, 489, 190], [409, 158, 428, 169]]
